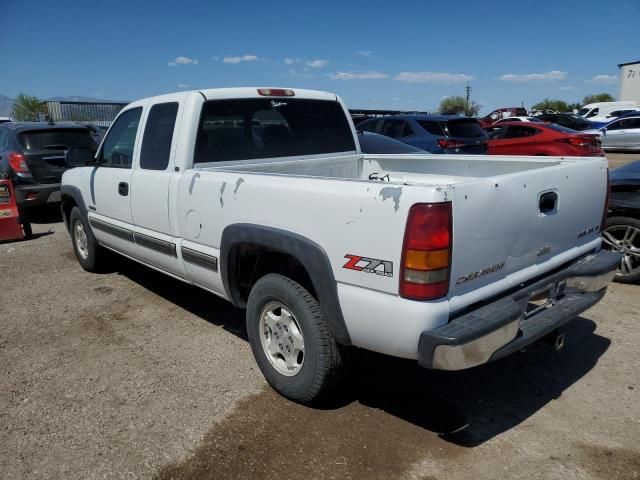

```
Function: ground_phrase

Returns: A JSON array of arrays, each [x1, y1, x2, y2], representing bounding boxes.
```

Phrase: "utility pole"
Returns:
[[465, 82, 472, 114]]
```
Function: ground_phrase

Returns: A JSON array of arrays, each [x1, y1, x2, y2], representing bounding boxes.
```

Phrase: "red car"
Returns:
[[486, 122, 604, 156]]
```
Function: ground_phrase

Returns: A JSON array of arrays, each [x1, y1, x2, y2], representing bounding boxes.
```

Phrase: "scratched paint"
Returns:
[[379, 186, 402, 212], [219, 182, 226, 208], [233, 178, 245, 197], [188, 173, 200, 194]]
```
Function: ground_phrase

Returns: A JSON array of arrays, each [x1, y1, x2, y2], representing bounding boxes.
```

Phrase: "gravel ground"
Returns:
[[1, 153, 638, 480]]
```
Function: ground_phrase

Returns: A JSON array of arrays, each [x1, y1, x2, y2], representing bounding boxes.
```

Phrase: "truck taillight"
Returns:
[[400, 202, 452, 300], [437, 139, 465, 149], [257, 88, 295, 97], [8, 152, 29, 173]]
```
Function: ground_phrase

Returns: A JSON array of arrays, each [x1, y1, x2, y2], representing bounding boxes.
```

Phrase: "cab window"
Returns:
[[140, 102, 179, 170], [100, 108, 142, 168]]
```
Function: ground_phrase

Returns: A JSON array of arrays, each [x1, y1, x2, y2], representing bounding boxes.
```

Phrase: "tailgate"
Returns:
[[448, 157, 608, 299], [24, 150, 67, 184]]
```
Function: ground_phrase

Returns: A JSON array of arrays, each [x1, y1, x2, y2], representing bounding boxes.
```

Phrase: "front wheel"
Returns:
[[246, 274, 343, 404], [69, 206, 105, 272], [602, 216, 640, 283]]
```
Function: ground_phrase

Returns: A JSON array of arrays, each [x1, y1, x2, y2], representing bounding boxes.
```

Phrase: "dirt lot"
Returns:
[[1, 153, 639, 480]]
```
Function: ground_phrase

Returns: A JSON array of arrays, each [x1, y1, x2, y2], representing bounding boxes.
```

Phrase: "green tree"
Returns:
[[581, 93, 615, 105], [531, 98, 571, 112], [439, 96, 481, 116], [11, 94, 45, 121]]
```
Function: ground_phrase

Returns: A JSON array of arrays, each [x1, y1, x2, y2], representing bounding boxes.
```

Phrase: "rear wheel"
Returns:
[[602, 216, 640, 283], [70, 206, 105, 272], [246, 274, 343, 403]]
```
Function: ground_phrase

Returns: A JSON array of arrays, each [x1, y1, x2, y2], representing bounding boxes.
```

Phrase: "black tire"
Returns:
[[69, 206, 105, 272], [603, 216, 640, 284], [246, 274, 343, 404], [22, 221, 32, 238]]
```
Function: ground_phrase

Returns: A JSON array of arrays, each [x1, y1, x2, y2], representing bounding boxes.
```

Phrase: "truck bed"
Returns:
[[199, 153, 567, 185], [197, 152, 608, 307]]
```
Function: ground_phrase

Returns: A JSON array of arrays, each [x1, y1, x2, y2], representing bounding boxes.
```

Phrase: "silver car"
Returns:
[[600, 115, 640, 151]]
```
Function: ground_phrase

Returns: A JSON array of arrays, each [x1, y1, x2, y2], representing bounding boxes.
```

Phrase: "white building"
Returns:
[[618, 60, 640, 103]]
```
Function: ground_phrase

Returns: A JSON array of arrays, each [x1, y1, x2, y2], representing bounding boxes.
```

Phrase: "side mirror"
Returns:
[[65, 146, 96, 168]]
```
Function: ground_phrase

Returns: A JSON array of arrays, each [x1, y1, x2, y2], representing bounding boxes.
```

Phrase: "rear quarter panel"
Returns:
[[176, 169, 447, 295]]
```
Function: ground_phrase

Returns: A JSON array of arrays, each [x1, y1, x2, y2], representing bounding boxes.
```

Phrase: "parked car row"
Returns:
[[357, 115, 488, 154]]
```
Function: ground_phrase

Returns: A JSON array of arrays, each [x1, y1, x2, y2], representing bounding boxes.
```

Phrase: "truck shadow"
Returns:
[[114, 256, 610, 448], [340, 316, 610, 447]]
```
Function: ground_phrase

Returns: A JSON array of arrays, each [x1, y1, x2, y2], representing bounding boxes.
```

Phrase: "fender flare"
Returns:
[[60, 185, 88, 232], [220, 224, 351, 345]]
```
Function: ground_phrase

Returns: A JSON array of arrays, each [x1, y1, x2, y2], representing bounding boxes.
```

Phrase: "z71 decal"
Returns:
[[343, 254, 393, 278]]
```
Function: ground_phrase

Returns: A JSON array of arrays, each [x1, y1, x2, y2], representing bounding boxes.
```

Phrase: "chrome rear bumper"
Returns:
[[418, 249, 621, 371]]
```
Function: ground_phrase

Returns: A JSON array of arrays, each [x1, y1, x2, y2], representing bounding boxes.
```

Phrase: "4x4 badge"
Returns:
[[343, 254, 393, 278]]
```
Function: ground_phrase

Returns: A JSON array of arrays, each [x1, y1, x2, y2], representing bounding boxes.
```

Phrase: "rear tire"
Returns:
[[246, 274, 343, 404], [70, 206, 105, 272], [22, 221, 32, 238], [602, 216, 640, 283]]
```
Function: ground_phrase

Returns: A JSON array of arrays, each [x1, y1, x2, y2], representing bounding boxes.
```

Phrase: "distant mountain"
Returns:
[[0, 95, 15, 116]]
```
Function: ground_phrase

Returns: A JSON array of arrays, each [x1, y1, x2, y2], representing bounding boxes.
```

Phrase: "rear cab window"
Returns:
[[18, 129, 96, 151], [194, 98, 355, 163]]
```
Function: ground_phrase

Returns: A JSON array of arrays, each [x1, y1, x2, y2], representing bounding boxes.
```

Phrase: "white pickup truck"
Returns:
[[61, 87, 620, 403]]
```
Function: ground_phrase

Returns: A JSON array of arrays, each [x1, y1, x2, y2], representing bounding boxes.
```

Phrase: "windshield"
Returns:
[[18, 129, 96, 150], [194, 98, 356, 163], [577, 108, 590, 117]]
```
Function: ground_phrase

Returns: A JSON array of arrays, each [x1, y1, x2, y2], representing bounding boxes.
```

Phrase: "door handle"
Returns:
[[118, 182, 129, 196]]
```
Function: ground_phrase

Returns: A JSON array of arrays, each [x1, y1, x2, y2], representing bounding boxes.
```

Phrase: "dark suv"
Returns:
[[0, 122, 97, 210], [356, 115, 488, 154]]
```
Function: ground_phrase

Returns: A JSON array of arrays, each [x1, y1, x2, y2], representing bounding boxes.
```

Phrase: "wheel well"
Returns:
[[230, 244, 316, 306], [60, 196, 77, 232]]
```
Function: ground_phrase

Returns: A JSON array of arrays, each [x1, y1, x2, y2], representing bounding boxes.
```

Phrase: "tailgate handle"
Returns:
[[539, 191, 557, 214]]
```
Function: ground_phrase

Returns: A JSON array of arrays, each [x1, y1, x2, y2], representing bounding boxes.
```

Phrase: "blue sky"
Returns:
[[1, 0, 638, 113]]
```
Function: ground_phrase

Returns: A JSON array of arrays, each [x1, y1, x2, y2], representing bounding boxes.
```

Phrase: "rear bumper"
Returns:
[[417, 249, 620, 370], [14, 183, 61, 209]]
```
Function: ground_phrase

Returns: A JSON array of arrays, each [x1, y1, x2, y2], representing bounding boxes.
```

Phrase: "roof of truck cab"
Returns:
[[122, 88, 339, 109], [198, 87, 337, 101]]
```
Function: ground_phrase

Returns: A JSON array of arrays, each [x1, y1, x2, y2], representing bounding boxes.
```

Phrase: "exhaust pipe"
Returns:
[[545, 329, 566, 352], [553, 332, 565, 351]]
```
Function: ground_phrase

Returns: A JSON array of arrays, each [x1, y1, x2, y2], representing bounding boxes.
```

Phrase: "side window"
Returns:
[[100, 108, 142, 168], [358, 119, 380, 133], [629, 118, 640, 129], [140, 102, 179, 170], [586, 108, 599, 118], [401, 122, 414, 137], [487, 126, 507, 139], [381, 120, 403, 138], [417, 121, 445, 136], [607, 120, 624, 131], [505, 126, 539, 138]]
